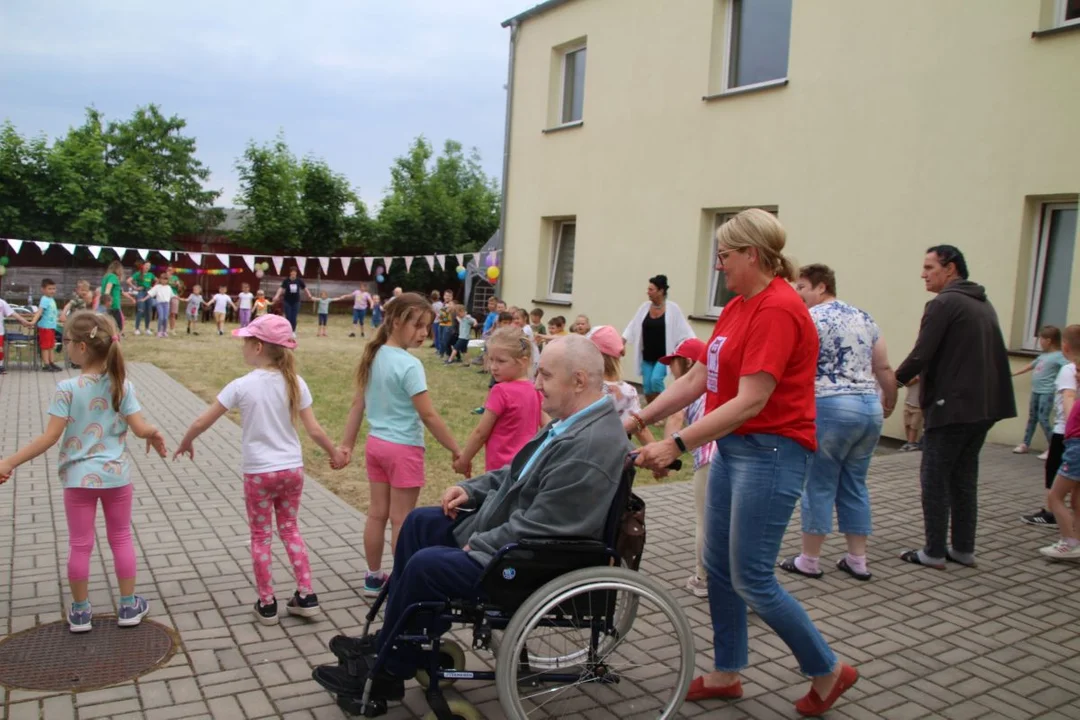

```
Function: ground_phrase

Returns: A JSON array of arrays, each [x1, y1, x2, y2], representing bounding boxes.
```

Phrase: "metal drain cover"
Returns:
[[0, 618, 177, 692]]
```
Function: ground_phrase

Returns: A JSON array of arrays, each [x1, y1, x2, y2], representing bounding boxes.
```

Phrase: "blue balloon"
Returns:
[[456, 268, 467, 280], [376, 274, 385, 283]]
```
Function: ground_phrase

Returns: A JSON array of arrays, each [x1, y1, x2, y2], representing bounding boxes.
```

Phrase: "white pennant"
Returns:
[[364, 257, 375, 274], [318, 257, 329, 274], [435, 254, 445, 270], [61, 243, 77, 256], [341, 256, 353, 275], [161, 250, 173, 262], [272, 256, 284, 274], [34, 240, 51, 253], [295, 257, 308, 273], [424, 255, 435, 271], [113, 246, 128, 258], [187, 252, 202, 265], [6, 239, 23, 254], [216, 253, 231, 268], [455, 253, 465, 267], [383, 257, 394, 273], [135, 248, 149, 260], [404, 256, 414, 272], [87, 245, 102, 259], [242, 255, 256, 272]]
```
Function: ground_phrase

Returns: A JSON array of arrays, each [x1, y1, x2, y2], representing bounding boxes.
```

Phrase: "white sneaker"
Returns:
[[134, 329, 141, 336], [1039, 540, 1080, 559], [685, 574, 709, 598], [1038, 450, 1050, 461], [1013, 444, 1029, 454]]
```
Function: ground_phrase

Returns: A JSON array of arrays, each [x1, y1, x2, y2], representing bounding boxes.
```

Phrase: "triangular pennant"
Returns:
[[136, 248, 149, 260], [160, 250, 173, 262], [295, 257, 308, 273], [341, 257, 353, 275], [363, 257, 375, 274], [272, 256, 284, 274], [187, 252, 202, 265], [242, 255, 256, 272], [404, 256, 414, 272], [113, 247, 128, 259], [424, 255, 435, 271], [6, 239, 23, 254], [383, 257, 394, 273], [318, 257, 330, 275], [435, 254, 445, 270], [34, 240, 51, 253], [215, 253, 231, 268], [60, 243, 77, 256], [87, 245, 102, 259], [455, 253, 465, 267]]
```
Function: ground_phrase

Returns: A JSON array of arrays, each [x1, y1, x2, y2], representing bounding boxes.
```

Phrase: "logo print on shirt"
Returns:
[[707, 336, 727, 393]]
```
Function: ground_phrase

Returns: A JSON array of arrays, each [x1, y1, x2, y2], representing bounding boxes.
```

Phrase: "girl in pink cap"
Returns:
[[174, 314, 344, 625], [589, 325, 655, 447]]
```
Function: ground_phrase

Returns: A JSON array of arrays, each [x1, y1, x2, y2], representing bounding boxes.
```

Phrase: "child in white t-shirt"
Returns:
[[175, 314, 343, 625], [236, 284, 255, 328], [146, 276, 175, 338], [210, 286, 237, 336], [0, 298, 34, 374]]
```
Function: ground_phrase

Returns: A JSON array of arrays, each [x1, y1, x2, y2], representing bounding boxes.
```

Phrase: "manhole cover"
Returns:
[[0, 618, 178, 692]]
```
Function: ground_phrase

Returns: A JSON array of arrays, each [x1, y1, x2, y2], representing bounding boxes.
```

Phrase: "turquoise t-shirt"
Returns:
[[366, 346, 427, 447], [1033, 350, 1068, 395], [38, 296, 58, 330], [318, 298, 332, 314], [48, 375, 140, 489]]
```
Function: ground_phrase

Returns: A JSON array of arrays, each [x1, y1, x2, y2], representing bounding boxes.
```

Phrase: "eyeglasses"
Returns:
[[715, 248, 737, 268]]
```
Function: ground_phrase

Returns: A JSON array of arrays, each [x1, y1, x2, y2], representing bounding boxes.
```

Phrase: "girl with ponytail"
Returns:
[[174, 314, 343, 626], [0, 311, 167, 633], [337, 292, 462, 596]]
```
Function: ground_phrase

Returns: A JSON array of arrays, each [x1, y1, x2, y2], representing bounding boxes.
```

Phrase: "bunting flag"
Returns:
[[241, 255, 256, 272], [34, 240, 51, 253], [424, 255, 435, 271], [341, 256, 353, 275], [364, 257, 375, 274], [383, 257, 394, 273], [215, 253, 231, 268], [187, 252, 202, 266], [160, 250, 173, 262], [295, 257, 308, 273], [318, 257, 330, 275], [61, 243, 77, 256], [136, 248, 149, 261], [455, 253, 465, 267], [435, 255, 445, 270], [113, 247, 128, 258], [272, 256, 284, 274], [404, 256, 414, 272], [6, 239, 23, 254], [87, 245, 101, 259]]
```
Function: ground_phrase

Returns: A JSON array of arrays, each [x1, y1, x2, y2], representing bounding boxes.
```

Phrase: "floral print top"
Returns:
[[809, 300, 880, 398]]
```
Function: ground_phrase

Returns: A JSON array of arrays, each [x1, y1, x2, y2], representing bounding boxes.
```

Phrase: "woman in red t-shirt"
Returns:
[[627, 210, 857, 715]]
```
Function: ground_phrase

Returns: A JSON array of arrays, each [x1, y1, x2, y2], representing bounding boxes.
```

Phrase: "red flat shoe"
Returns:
[[686, 675, 743, 701], [795, 663, 858, 716]]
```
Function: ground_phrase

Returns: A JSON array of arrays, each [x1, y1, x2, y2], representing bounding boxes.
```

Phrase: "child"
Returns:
[[253, 290, 270, 318], [183, 285, 205, 335], [350, 287, 374, 338], [1039, 326, 1080, 559], [901, 379, 923, 452], [210, 286, 237, 336], [445, 304, 477, 364], [100, 261, 126, 334], [1014, 326, 1067, 460], [0, 312, 166, 631], [572, 314, 593, 336], [511, 308, 541, 376], [658, 338, 712, 597], [436, 290, 456, 357], [541, 315, 568, 341], [589, 325, 655, 446], [0, 296, 35, 375], [370, 295, 383, 328], [336, 293, 462, 595], [429, 290, 443, 348], [147, 274, 175, 338], [316, 291, 339, 337], [174, 314, 342, 624], [529, 308, 546, 338], [30, 278, 61, 372], [1024, 325, 1078, 528], [453, 327, 544, 477], [237, 283, 255, 328], [60, 281, 94, 324]]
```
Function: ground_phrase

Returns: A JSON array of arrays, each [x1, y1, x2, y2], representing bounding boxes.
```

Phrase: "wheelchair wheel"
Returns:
[[422, 699, 482, 720], [496, 566, 693, 720], [415, 638, 466, 689]]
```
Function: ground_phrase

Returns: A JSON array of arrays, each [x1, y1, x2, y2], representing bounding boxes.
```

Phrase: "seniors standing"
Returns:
[[780, 264, 897, 582], [895, 246, 1015, 569], [628, 210, 857, 716], [621, 275, 694, 403]]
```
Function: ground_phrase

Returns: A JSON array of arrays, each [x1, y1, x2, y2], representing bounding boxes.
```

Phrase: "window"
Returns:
[[707, 212, 740, 315], [725, 0, 793, 90], [549, 221, 576, 299], [1059, 0, 1080, 26], [561, 46, 586, 124], [1025, 202, 1077, 348]]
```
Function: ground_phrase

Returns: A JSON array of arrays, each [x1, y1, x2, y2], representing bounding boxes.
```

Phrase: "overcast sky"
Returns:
[[0, 0, 526, 210]]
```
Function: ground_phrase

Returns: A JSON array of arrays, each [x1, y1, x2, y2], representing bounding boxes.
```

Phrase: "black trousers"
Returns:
[[920, 421, 993, 559], [1045, 434, 1066, 490]]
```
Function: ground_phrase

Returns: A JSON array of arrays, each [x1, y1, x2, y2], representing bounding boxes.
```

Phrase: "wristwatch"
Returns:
[[671, 432, 688, 454]]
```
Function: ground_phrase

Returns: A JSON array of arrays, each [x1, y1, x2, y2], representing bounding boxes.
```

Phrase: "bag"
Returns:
[[615, 492, 646, 570]]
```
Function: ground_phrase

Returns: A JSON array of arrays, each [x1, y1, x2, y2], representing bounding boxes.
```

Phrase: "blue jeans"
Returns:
[[802, 394, 882, 536], [640, 360, 667, 395], [705, 433, 836, 676], [353, 308, 366, 325], [283, 301, 300, 331], [1023, 392, 1054, 447], [134, 291, 151, 331], [156, 303, 170, 334]]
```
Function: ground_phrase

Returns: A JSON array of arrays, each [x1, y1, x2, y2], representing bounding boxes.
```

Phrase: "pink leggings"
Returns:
[[244, 467, 312, 603], [64, 485, 136, 582]]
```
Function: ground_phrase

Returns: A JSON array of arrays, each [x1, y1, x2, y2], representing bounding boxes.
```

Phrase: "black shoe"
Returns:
[[49, 363, 62, 371], [1021, 509, 1058, 527], [349, 332, 356, 337], [69, 362, 80, 369], [312, 664, 405, 701], [330, 633, 377, 660], [187, 328, 191, 335], [286, 591, 321, 618], [254, 598, 279, 625], [0, 366, 6, 375]]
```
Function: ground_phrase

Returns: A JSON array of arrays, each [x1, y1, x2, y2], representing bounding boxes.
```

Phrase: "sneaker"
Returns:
[[187, 327, 191, 335], [363, 572, 388, 597], [286, 591, 321, 618], [218, 330, 224, 336], [0, 366, 6, 375], [899, 442, 918, 452], [1038, 450, 1050, 461], [349, 332, 356, 338], [685, 574, 709, 598], [254, 598, 279, 625], [134, 329, 141, 336], [1022, 509, 1058, 527], [1039, 540, 1080, 559], [68, 602, 92, 633], [117, 596, 150, 627], [1013, 444, 1029, 454]]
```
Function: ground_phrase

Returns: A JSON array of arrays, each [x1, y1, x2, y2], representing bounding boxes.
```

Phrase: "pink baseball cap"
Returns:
[[589, 325, 623, 358], [659, 337, 706, 366], [232, 314, 297, 349]]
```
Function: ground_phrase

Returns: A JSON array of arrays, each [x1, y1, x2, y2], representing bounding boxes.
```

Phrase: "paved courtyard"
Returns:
[[1, 363, 1079, 719]]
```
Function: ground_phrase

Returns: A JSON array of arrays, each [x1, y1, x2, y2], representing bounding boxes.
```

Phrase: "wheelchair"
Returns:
[[327, 459, 695, 720]]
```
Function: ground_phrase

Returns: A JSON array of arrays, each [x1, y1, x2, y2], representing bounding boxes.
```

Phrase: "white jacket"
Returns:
[[621, 300, 695, 376]]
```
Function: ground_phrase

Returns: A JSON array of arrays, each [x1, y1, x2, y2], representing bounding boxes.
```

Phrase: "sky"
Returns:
[[0, 0, 528, 211]]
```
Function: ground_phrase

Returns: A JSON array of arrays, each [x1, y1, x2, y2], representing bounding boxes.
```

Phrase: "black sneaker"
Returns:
[[286, 591, 321, 618], [330, 633, 377, 660], [69, 363, 80, 369], [1021, 509, 1057, 527], [0, 366, 6, 375], [187, 327, 191, 334], [49, 363, 62, 371], [254, 598, 279, 625], [349, 332, 356, 337]]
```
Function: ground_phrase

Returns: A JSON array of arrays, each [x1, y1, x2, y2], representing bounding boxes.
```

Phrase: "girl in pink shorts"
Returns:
[[338, 293, 462, 595]]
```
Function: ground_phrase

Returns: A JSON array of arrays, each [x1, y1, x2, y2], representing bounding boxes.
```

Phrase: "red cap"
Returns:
[[658, 337, 705, 366]]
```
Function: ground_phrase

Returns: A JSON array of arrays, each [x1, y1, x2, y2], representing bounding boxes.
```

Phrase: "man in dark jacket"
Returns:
[[895, 245, 1016, 570]]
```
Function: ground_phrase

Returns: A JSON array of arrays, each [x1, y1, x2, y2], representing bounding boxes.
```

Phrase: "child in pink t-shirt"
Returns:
[[454, 327, 545, 475]]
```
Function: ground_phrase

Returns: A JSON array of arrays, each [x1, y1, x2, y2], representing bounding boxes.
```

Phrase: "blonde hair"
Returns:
[[716, 208, 795, 281], [602, 354, 622, 381], [486, 327, 531, 363], [355, 293, 434, 390], [247, 338, 301, 425], [105, 260, 126, 283], [64, 312, 127, 412]]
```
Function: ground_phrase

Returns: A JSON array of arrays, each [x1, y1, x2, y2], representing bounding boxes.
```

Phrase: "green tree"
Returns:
[[50, 109, 110, 244], [233, 134, 304, 252], [299, 157, 364, 256]]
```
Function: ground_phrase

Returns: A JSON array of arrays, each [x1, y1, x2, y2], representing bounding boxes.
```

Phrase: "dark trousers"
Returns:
[[377, 507, 484, 678], [920, 421, 993, 559], [283, 301, 300, 330], [1045, 434, 1066, 490]]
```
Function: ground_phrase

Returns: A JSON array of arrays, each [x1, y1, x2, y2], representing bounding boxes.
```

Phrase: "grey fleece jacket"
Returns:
[[451, 397, 631, 566]]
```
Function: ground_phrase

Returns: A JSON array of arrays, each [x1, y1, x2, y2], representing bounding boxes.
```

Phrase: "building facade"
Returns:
[[498, 0, 1080, 443]]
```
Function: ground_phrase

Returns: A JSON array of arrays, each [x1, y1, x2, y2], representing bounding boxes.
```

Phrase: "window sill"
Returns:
[[1032, 23, 1080, 38], [542, 121, 583, 134], [689, 314, 719, 323], [703, 78, 789, 102], [532, 297, 573, 307]]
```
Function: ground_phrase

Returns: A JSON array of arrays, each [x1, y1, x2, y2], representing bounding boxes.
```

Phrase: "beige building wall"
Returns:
[[500, 0, 1080, 444]]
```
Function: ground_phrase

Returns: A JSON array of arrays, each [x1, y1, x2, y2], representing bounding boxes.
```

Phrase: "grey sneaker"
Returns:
[[68, 602, 93, 633], [117, 596, 150, 627]]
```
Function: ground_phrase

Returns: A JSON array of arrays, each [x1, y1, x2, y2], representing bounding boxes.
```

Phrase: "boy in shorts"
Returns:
[[1040, 325, 1080, 559], [30, 279, 61, 372]]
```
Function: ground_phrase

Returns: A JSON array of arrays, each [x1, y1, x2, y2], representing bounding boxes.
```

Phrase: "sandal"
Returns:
[[836, 557, 872, 581], [899, 549, 945, 570], [778, 556, 823, 579]]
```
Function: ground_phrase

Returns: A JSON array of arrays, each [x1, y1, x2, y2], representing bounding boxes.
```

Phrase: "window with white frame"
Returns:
[[707, 212, 740, 315], [725, 0, 793, 91], [1058, 0, 1080, 26], [1025, 202, 1077, 348], [549, 220, 576, 299], [561, 46, 586, 124]]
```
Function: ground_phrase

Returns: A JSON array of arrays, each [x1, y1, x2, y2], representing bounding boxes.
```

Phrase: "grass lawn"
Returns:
[[123, 312, 689, 515]]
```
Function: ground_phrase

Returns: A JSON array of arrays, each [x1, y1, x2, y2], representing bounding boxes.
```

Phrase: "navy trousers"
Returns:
[[377, 507, 485, 677]]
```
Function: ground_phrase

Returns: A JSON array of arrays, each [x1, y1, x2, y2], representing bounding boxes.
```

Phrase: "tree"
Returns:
[[233, 134, 304, 252], [299, 157, 364, 256]]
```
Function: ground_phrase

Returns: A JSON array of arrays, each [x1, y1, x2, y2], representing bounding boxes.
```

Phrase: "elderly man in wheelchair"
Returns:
[[313, 335, 694, 719]]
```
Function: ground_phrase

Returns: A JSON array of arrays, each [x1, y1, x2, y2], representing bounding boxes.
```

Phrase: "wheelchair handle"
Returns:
[[628, 451, 682, 472]]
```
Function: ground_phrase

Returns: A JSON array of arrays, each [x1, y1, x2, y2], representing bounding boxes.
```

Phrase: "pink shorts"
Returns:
[[365, 435, 425, 488]]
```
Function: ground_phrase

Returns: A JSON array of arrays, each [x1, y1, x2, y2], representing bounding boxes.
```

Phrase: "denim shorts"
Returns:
[[353, 308, 366, 323], [1060, 439, 1080, 481]]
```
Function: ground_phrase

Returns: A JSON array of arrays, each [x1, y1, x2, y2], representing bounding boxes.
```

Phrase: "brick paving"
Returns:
[[1, 362, 1079, 719]]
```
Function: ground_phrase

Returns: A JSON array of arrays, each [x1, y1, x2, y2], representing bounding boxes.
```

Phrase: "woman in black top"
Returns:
[[272, 268, 314, 331], [621, 274, 695, 402]]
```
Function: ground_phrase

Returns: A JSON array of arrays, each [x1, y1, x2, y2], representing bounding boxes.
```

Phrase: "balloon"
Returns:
[[0, 256, 8, 266], [486, 266, 500, 281], [0, 265, 6, 276], [263, 262, 271, 271], [255, 269, 264, 279], [376, 274, 385, 283], [485, 253, 495, 267], [456, 266, 467, 280]]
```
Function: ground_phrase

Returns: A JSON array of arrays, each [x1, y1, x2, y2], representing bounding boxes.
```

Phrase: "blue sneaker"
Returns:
[[363, 572, 387, 597], [117, 596, 150, 627], [68, 602, 92, 633]]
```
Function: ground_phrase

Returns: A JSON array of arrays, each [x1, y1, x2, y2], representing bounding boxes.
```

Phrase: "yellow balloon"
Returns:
[[486, 266, 500, 281]]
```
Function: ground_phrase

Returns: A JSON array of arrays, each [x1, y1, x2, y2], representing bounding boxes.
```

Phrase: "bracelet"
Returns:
[[671, 432, 687, 454], [630, 412, 647, 432]]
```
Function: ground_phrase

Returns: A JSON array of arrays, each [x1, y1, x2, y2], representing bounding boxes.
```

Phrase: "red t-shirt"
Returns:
[[700, 277, 818, 451]]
